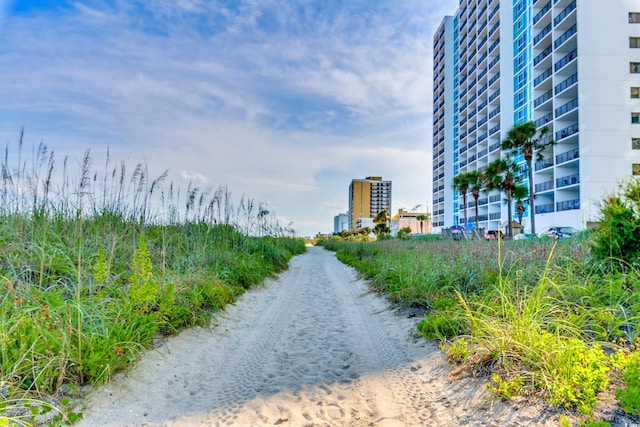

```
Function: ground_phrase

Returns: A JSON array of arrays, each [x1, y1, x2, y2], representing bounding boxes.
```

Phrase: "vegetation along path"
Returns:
[[79, 247, 552, 426]]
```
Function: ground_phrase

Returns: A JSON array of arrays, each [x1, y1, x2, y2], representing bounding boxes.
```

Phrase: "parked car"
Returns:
[[484, 229, 505, 240], [512, 232, 533, 240], [538, 226, 578, 239]]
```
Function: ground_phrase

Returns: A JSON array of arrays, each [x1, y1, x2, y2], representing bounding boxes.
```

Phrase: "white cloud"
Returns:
[[0, 0, 459, 235], [180, 170, 209, 185]]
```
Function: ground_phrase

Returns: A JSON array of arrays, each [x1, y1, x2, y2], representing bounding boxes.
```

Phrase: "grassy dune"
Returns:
[[320, 236, 640, 425], [0, 137, 305, 425]]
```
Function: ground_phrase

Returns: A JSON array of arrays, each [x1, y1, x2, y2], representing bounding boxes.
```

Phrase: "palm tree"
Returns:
[[452, 172, 472, 228], [512, 184, 529, 226], [501, 121, 554, 235], [416, 214, 427, 234], [484, 158, 521, 238], [466, 170, 483, 229], [373, 209, 390, 236]]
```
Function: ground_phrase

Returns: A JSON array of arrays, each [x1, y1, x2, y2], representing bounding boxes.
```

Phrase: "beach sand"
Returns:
[[78, 246, 558, 426]]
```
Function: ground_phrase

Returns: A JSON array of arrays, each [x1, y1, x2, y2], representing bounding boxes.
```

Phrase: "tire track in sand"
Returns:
[[79, 247, 553, 427]]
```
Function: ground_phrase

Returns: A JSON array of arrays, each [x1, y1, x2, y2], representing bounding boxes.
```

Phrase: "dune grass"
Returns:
[[320, 236, 640, 422], [0, 134, 305, 425]]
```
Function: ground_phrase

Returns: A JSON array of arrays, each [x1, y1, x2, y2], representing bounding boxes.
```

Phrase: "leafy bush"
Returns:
[[613, 350, 640, 416], [545, 339, 609, 414], [488, 373, 524, 401], [591, 178, 640, 267], [445, 337, 469, 364]]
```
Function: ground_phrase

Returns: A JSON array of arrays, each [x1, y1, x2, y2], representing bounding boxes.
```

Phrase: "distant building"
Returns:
[[390, 209, 432, 236], [333, 213, 349, 234], [348, 176, 392, 230]]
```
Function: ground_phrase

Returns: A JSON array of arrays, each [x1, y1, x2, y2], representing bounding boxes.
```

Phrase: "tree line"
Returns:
[[453, 121, 553, 238]]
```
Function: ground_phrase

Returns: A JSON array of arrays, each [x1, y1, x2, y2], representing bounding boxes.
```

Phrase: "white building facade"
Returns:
[[432, 0, 640, 233]]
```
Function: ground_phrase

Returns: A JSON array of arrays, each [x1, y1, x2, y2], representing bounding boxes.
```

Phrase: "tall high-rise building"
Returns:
[[432, 0, 640, 233], [348, 176, 392, 230]]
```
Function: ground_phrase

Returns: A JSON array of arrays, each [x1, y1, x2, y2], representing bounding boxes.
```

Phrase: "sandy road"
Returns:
[[79, 246, 550, 426]]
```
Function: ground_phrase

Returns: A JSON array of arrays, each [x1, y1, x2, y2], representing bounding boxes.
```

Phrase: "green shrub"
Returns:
[[446, 337, 470, 364], [488, 373, 524, 401], [614, 351, 640, 416], [127, 235, 159, 313], [545, 338, 609, 414], [591, 178, 640, 267]]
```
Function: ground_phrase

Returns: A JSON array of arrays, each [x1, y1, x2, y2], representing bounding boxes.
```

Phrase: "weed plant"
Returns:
[[0, 134, 305, 424]]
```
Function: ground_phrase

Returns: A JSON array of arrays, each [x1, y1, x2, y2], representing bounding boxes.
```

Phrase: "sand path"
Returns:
[[79, 246, 551, 426]]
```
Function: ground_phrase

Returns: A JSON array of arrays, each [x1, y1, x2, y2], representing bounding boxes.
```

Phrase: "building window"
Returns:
[[634, 164, 640, 176], [633, 138, 640, 149], [631, 37, 640, 48], [632, 62, 640, 73], [630, 12, 640, 23], [633, 87, 640, 98], [633, 113, 640, 124]]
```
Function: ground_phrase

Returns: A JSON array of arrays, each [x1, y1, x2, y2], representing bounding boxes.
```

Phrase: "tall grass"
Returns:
[[0, 133, 305, 424], [321, 236, 640, 421]]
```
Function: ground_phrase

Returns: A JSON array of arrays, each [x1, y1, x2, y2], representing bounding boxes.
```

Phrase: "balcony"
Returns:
[[535, 157, 553, 171], [555, 98, 578, 118], [533, 44, 552, 66], [488, 23, 500, 38], [488, 55, 500, 69], [535, 180, 554, 192], [534, 67, 552, 87], [534, 113, 552, 127], [488, 7, 499, 21], [554, 0, 576, 27], [555, 23, 577, 49], [556, 147, 579, 164], [533, 2, 552, 25], [488, 39, 499, 53], [489, 194, 501, 203], [488, 89, 500, 103], [488, 107, 501, 119], [535, 203, 555, 214], [534, 23, 552, 46], [556, 173, 580, 188], [478, 37, 487, 51], [534, 89, 553, 107], [477, 20, 488, 35], [555, 72, 578, 95], [554, 49, 577, 72], [556, 122, 579, 140], [557, 199, 580, 211], [489, 141, 501, 152], [489, 124, 500, 136]]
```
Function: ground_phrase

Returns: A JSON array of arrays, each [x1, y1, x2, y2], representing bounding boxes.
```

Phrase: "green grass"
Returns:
[[0, 136, 306, 424], [321, 236, 640, 420]]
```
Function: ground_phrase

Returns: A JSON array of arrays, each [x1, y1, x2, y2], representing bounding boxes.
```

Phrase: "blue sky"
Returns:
[[0, 0, 458, 236]]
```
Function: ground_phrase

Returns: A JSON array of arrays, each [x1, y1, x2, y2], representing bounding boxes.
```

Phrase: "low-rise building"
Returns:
[[390, 209, 432, 236]]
